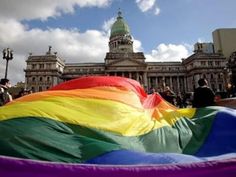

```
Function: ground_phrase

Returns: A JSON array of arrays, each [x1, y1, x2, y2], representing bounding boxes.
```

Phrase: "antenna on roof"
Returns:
[[118, 8, 122, 18]]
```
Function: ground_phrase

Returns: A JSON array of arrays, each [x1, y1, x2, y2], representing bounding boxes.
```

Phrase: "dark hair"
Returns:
[[0, 78, 9, 85], [198, 78, 207, 87]]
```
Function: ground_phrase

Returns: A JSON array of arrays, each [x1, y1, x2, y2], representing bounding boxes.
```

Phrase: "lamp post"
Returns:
[[2, 48, 13, 79]]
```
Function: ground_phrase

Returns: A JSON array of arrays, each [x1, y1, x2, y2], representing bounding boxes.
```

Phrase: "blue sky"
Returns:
[[0, 0, 235, 84]]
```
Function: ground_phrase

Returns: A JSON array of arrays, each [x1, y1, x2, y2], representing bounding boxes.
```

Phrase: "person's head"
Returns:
[[198, 78, 207, 87], [0, 78, 11, 88]]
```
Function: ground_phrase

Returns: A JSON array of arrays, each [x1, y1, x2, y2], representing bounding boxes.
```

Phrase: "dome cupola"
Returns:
[[109, 11, 133, 53], [110, 11, 130, 39]]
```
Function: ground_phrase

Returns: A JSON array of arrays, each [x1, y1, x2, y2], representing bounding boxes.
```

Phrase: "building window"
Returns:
[[201, 61, 206, 66], [39, 86, 42, 92], [39, 64, 44, 69], [219, 84, 222, 91], [208, 61, 213, 66], [32, 64, 37, 69], [39, 77, 43, 81], [46, 63, 51, 69], [47, 76, 50, 81], [32, 77, 36, 81]]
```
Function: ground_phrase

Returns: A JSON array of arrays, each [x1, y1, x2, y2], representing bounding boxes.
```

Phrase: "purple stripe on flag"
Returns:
[[0, 155, 236, 177]]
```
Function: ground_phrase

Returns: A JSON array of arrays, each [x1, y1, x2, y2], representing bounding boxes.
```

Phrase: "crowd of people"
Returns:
[[148, 86, 188, 108], [0, 78, 32, 106], [0, 77, 221, 108], [147, 78, 216, 108], [0, 78, 12, 106]]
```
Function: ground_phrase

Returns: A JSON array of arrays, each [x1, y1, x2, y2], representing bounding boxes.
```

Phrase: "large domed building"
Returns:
[[25, 11, 227, 94], [109, 10, 133, 53]]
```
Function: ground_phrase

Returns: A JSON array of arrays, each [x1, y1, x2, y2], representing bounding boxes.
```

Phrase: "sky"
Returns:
[[0, 0, 235, 85]]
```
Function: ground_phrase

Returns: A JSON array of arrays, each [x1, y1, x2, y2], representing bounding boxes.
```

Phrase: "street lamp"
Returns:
[[2, 48, 13, 79]]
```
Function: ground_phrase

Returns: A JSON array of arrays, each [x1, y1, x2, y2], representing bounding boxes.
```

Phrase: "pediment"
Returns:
[[108, 59, 145, 67]]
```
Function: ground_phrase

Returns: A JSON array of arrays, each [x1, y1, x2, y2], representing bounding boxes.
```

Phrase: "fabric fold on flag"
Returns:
[[0, 76, 236, 176]]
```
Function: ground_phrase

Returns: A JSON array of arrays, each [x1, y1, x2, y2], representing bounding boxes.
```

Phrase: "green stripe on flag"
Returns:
[[0, 108, 217, 162]]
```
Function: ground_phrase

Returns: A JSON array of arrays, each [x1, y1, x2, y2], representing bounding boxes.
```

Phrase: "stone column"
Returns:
[[136, 72, 139, 81], [170, 76, 173, 89], [155, 77, 158, 88], [177, 76, 180, 93], [148, 77, 151, 89], [143, 72, 148, 87], [162, 76, 166, 91], [185, 76, 189, 92], [215, 73, 219, 91], [183, 76, 187, 93], [139, 73, 143, 85], [222, 73, 226, 91]]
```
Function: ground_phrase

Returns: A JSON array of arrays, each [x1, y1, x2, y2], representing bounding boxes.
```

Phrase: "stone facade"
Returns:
[[25, 12, 228, 94], [194, 42, 214, 54], [24, 48, 65, 92], [228, 51, 236, 90], [182, 52, 226, 92], [25, 49, 227, 94]]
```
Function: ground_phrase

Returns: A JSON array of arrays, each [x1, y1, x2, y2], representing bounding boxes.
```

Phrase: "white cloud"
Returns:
[[136, 0, 161, 16], [197, 38, 206, 43], [136, 0, 156, 12], [183, 43, 194, 53], [145, 43, 190, 62], [1, 53, 26, 84], [154, 7, 160, 15], [0, 20, 109, 84], [0, 0, 113, 85], [102, 17, 116, 35], [133, 39, 143, 52], [0, 0, 112, 21], [0, 0, 187, 86], [0, 19, 190, 85]]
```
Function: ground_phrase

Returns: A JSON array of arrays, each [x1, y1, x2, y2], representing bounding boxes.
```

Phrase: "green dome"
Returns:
[[110, 11, 130, 38]]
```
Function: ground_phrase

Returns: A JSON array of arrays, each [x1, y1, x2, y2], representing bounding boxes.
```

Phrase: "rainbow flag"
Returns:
[[0, 76, 236, 177]]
